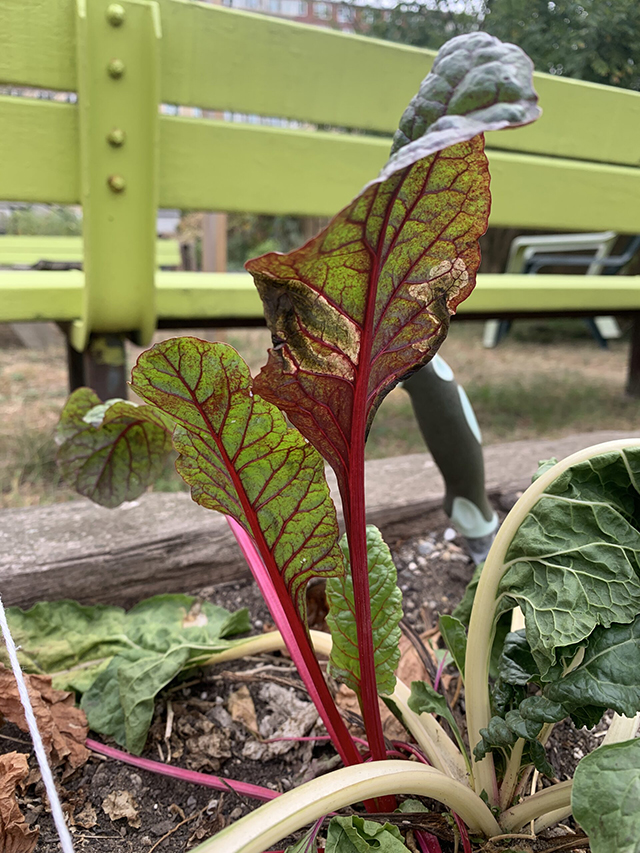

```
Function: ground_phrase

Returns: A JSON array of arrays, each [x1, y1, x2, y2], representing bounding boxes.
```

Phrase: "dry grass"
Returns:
[[2, 319, 639, 508]]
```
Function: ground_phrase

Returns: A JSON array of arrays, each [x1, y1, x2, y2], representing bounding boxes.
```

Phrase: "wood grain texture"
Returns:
[[3, 432, 640, 608]]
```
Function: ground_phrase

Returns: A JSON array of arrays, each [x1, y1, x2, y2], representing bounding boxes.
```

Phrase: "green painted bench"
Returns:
[[1, 0, 640, 394], [0, 234, 180, 268]]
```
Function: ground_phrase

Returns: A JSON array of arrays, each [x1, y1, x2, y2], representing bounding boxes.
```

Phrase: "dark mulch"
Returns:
[[2, 498, 595, 852]]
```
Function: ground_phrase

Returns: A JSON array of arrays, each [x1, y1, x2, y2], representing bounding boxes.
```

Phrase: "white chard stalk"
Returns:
[[192, 761, 501, 853], [464, 439, 640, 805]]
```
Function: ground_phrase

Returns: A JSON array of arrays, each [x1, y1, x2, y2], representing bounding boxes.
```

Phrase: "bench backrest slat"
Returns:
[[0, 235, 180, 267], [3, 94, 639, 233], [2, 0, 639, 168]]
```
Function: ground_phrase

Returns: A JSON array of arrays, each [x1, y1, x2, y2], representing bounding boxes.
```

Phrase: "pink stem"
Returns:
[[86, 738, 279, 802], [226, 517, 362, 770], [433, 652, 449, 692], [264, 735, 369, 749], [391, 740, 431, 765], [453, 813, 472, 853], [416, 830, 443, 853]]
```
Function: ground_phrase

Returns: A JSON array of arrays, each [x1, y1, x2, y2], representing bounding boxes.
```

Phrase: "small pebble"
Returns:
[[200, 691, 208, 700], [417, 540, 434, 556], [408, 561, 417, 571], [229, 807, 243, 820], [187, 796, 197, 808], [400, 584, 409, 592], [443, 527, 457, 541], [255, 619, 263, 629]]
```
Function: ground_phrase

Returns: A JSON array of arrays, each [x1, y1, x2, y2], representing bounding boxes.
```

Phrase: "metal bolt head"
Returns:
[[106, 4, 125, 25], [107, 58, 125, 79], [107, 128, 126, 147], [107, 174, 126, 193]]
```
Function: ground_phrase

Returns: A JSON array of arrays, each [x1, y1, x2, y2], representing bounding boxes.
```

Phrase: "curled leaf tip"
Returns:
[[383, 31, 541, 182]]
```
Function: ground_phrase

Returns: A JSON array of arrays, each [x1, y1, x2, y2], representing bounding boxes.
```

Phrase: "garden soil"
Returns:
[[0, 501, 594, 852]]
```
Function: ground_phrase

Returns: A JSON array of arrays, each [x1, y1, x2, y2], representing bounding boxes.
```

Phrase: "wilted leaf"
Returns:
[[247, 34, 539, 506], [573, 738, 640, 853], [0, 665, 89, 775], [73, 802, 98, 830], [80, 595, 250, 754], [102, 790, 140, 829], [228, 685, 258, 733], [56, 388, 174, 508], [0, 753, 38, 853], [326, 526, 402, 697], [130, 338, 344, 620], [499, 448, 640, 676], [242, 683, 318, 761], [4, 600, 127, 693], [325, 815, 410, 853], [4, 594, 250, 756]]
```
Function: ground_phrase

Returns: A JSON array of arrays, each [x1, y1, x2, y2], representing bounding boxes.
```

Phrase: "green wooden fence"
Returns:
[[1, 0, 640, 392]]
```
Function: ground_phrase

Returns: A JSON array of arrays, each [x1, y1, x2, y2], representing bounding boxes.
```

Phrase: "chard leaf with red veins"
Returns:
[[129, 338, 344, 619], [56, 388, 174, 508], [246, 32, 539, 498]]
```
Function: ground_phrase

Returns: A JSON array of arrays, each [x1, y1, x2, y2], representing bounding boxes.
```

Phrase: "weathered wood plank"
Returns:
[[2, 431, 639, 609]]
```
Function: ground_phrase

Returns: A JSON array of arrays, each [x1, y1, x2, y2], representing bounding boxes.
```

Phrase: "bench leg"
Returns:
[[626, 316, 640, 397], [67, 334, 128, 400]]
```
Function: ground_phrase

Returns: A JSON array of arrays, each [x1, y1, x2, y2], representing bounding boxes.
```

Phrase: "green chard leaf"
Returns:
[[325, 815, 410, 853], [56, 387, 174, 508], [544, 615, 640, 718], [285, 827, 321, 853], [474, 709, 555, 778], [573, 738, 640, 853], [326, 525, 402, 697], [246, 33, 539, 500], [498, 448, 640, 677], [408, 681, 469, 763], [439, 614, 467, 678], [451, 561, 483, 626], [130, 338, 344, 620], [480, 614, 640, 774]]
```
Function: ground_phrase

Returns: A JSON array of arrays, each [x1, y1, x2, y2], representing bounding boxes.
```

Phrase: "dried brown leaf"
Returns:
[[0, 664, 89, 776], [0, 752, 39, 853], [102, 790, 140, 828], [73, 802, 98, 830], [227, 685, 258, 733]]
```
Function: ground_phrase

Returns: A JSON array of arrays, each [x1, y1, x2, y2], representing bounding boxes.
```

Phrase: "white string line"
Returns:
[[0, 594, 75, 853]]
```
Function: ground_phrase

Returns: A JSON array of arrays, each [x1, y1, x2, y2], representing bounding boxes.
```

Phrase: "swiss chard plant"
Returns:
[[49, 30, 640, 853]]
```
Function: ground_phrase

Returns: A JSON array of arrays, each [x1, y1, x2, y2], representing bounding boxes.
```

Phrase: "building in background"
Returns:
[[217, 0, 362, 32]]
